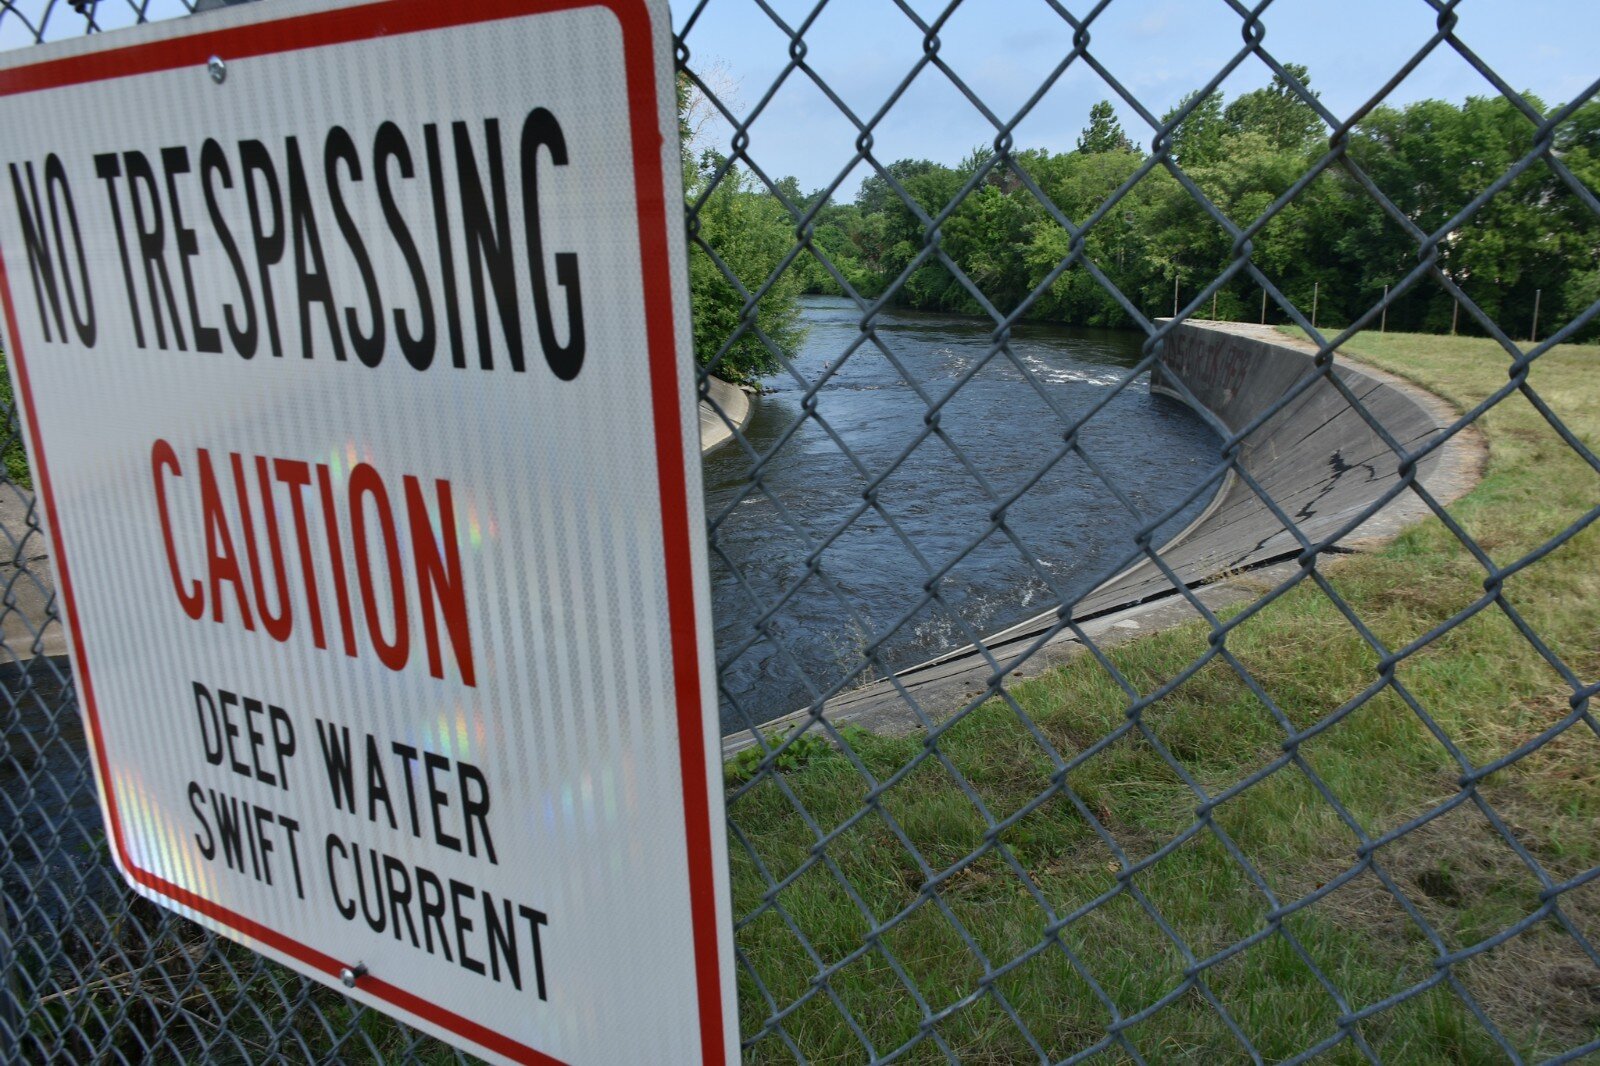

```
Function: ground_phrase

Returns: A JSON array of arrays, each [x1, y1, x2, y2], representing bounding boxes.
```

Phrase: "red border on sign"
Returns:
[[0, 3, 727, 1064]]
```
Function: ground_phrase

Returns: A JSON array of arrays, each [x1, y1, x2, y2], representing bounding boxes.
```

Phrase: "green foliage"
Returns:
[[0, 350, 30, 490], [1076, 99, 1137, 154], [686, 154, 806, 383], [1222, 62, 1324, 152], [855, 158, 942, 217], [725, 725, 855, 786], [680, 75, 806, 384], [684, 70, 1600, 359], [767, 83, 1600, 341], [1164, 89, 1227, 167]]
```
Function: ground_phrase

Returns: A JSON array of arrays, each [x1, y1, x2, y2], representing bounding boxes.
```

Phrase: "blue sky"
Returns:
[[4, 0, 1595, 198], [674, 0, 1600, 194]]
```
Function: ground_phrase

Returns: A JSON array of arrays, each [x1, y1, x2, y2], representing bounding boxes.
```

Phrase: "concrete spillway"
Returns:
[[1076, 320, 1476, 612], [731, 320, 1480, 747], [699, 375, 752, 455]]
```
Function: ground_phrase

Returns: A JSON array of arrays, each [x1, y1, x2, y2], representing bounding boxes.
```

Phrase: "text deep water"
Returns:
[[6, 109, 600, 1001]]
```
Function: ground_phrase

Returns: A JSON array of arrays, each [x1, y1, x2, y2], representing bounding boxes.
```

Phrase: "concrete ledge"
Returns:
[[700, 375, 752, 455], [726, 321, 1483, 752], [1075, 321, 1481, 610]]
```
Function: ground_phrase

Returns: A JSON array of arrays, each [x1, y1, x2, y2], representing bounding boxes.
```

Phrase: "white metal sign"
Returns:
[[0, 1, 736, 1062]]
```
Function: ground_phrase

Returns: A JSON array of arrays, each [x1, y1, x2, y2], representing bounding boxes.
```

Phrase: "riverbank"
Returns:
[[728, 329, 1599, 1061]]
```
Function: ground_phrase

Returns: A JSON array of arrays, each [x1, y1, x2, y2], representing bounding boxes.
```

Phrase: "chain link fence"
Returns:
[[3, 0, 1598, 1062]]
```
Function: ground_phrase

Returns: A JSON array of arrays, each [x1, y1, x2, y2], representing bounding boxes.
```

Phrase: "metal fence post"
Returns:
[[1531, 287, 1542, 343]]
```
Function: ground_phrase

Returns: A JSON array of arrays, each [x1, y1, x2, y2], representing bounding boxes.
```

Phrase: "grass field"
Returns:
[[728, 330, 1599, 1063]]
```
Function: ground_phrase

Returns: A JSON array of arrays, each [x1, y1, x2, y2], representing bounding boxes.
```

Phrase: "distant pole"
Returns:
[[1531, 288, 1542, 343], [1211, 291, 1218, 320], [1451, 298, 1459, 336], [1381, 284, 1388, 333], [1173, 274, 1179, 318], [1311, 281, 1319, 330], [1260, 289, 1267, 325]]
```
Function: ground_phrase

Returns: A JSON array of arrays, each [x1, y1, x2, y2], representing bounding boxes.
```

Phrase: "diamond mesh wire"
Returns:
[[2, 0, 1598, 1062]]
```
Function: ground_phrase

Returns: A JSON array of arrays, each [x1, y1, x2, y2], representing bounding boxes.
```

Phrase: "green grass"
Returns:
[[0, 349, 32, 490], [729, 331, 1600, 1063]]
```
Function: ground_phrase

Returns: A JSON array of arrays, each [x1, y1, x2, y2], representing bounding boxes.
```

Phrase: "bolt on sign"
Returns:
[[0, 0, 737, 1061]]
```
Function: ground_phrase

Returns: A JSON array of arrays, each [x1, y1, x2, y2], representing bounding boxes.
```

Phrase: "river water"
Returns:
[[704, 296, 1220, 731]]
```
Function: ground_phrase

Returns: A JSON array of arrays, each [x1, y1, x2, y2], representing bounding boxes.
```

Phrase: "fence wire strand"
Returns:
[[2, 0, 1598, 1062]]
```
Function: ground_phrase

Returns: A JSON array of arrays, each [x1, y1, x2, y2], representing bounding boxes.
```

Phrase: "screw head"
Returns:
[[207, 56, 226, 84], [339, 963, 366, 988]]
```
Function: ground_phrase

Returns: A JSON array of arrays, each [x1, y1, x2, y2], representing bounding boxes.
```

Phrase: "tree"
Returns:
[[856, 159, 941, 216], [686, 153, 806, 383], [772, 175, 806, 207], [1223, 63, 1323, 153], [679, 74, 805, 382], [775, 74, 1599, 339], [1164, 90, 1227, 167], [1077, 100, 1137, 154], [1340, 94, 1575, 332]]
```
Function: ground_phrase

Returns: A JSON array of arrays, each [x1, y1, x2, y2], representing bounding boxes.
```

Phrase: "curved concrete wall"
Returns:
[[731, 321, 1478, 747], [1075, 320, 1465, 612], [700, 374, 752, 454]]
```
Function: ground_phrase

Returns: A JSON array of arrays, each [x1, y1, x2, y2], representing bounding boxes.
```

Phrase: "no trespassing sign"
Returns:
[[0, 1, 736, 1062]]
